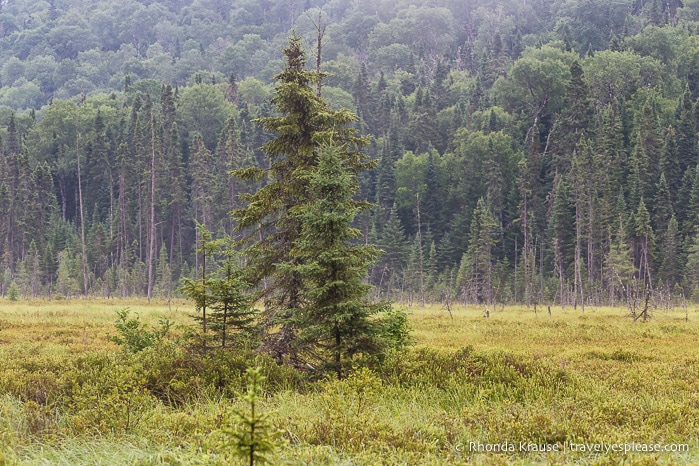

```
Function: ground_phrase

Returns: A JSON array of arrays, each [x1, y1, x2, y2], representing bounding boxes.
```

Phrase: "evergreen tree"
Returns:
[[421, 150, 442, 234], [154, 244, 173, 299], [685, 232, 699, 301], [548, 176, 575, 306], [659, 215, 680, 288], [163, 123, 188, 272], [216, 117, 251, 234], [160, 83, 177, 133], [375, 137, 396, 218], [286, 145, 397, 376], [661, 126, 681, 206], [684, 162, 699, 237], [425, 240, 438, 290], [605, 221, 634, 306], [553, 60, 594, 176], [633, 199, 655, 291], [190, 133, 214, 233], [354, 63, 374, 132], [182, 231, 257, 349], [629, 96, 662, 208], [207, 251, 257, 349], [375, 204, 408, 291], [233, 34, 369, 362], [596, 104, 626, 199], [652, 173, 674, 237], [406, 88, 438, 154], [461, 198, 498, 304]]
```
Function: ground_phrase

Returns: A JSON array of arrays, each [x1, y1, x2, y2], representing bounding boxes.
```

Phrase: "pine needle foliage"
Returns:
[[232, 33, 371, 362], [223, 367, 281, 466], [284, 145, 397, 377], [180, 225, 257, 350]]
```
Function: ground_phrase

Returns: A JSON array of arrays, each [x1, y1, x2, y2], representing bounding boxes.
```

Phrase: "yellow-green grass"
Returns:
[[1, 299, 698, 465], [0, 299, 189, 349]]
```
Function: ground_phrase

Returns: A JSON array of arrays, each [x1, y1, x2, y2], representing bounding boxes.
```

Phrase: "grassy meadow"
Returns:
[[0, 299, 698, 465]]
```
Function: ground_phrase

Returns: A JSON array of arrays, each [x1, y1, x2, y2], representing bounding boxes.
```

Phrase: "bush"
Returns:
[[130, 343, 307, 406], [378, 306, 413, 353], [109, 308, 172, 353], [68, 353, 154, 434]]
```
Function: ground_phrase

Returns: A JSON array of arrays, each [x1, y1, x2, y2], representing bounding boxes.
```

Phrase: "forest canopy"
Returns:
[[1, 0, 698, 309]]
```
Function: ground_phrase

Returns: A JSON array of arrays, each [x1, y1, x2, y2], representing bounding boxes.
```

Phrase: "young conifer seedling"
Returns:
[[224, 367, 280, 465]]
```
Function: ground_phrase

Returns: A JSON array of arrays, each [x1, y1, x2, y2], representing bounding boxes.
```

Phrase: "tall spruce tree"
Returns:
[[658, 215, 680, 288], [548, 176, 575, 306], [633, 199, 655, 292], [676, 87, 696, 173], [553, 60, 594, 176], [233, 34, 370, 362], [375, 204, 408, 293], [286, 145, 395, 376], [461, 197, 498, 304], [375, 137, 396, 218]]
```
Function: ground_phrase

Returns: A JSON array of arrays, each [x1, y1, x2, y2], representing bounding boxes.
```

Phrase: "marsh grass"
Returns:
[[0, 300, 698, 464]]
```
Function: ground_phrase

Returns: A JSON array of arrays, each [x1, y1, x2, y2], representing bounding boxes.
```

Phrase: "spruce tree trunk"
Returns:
[[574, 201, 585, 312], [147, 112, 157, 303], [416, 193, 425, 307], [76, 133, 89, 297]]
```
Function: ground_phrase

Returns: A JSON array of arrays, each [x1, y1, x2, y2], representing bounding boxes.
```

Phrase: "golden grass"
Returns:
[[0, 299, 191, 350], [407, 303, 699, 359], [1, 299, 698, 465]]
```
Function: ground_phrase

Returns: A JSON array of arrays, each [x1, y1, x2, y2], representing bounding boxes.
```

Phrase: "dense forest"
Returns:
[[1, 0, 699, 309]]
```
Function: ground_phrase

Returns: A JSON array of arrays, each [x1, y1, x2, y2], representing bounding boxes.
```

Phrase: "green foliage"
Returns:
[[287, 145, 406, 376], [69, 356, 153, 434], [222, 367, 281, 466], [376, 306, 413, 353], [312, 366, 384, 448], [109, 308, 172, 353], [180, 226, 257, 350], [4, 0, 699, 308], [6, 282, 19, 301]]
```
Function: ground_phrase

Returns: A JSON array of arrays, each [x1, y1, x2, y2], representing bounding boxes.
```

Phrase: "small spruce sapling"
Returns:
[[223, 367, 281, 465], [7, 282, 19, 301], [180, 225, 257, 349], [207, 235, 257, 348]]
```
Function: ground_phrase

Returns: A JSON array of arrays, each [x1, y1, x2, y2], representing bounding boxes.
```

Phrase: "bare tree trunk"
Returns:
[[521, 188, 533, 308], [574, 200, 585, 312], [416, 193, 425, 307], [539, 238, 544, 302], [555, 238, 565, 309], [587, 190, 594, 301], [201, 229, 207, 353], [138, 184, 143, 263], [109, 173, 114, 268], [76, 133, 89, 297], [514, 236, 518, 303], [487, 240, 493, 306], [147, 112, 157, 303], [311, 11, 325, 97]]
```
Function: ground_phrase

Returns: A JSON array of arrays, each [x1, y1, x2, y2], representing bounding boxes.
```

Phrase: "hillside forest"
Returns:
[[1, 0, 699, 309]]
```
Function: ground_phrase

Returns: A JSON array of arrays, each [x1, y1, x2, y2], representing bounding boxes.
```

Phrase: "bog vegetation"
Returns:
[[0, 300, 697, 464], [2, 1, 699, 463]]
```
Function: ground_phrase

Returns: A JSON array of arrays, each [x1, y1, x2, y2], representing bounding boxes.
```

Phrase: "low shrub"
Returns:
[[109, 308, 173, 353]]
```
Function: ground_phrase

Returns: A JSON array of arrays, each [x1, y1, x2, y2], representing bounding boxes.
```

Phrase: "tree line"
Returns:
[[2, 0, 699, 309]]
